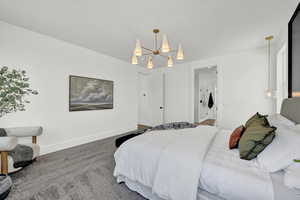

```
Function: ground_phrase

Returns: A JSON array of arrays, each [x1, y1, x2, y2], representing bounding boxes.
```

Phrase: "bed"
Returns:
[[114, 98, 300, 200]]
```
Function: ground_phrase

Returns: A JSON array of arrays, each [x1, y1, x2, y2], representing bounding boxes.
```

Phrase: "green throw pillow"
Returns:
[[239, 123, 276, 160], [245, 112, 269, 128]]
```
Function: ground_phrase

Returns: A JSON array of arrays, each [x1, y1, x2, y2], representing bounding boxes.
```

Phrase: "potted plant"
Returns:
[[0, 66, 38, 118]]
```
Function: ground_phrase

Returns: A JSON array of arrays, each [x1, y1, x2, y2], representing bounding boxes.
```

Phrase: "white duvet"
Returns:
[[200, 130, 274, 200], [114, 126, 217, 200], [114, 126, 274, 200]]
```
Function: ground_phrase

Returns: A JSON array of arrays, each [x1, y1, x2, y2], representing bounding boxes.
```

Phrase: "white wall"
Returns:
[[0, 21, 138, 155], [147, 47, 275, 130]]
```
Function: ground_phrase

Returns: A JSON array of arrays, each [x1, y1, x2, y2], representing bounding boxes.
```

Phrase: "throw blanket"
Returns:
[[151, 122, 197, 131], [114, 126, 218, 200], [116, 122, 197, 148], [0, 128, 33, 168]]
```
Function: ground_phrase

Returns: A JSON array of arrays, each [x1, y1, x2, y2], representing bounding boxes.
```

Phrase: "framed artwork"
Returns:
[[69, 75, 113, 111]]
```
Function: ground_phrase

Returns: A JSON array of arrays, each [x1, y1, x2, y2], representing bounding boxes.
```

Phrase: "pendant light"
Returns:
[[131, 55, 138, 65], [147, 56, 153, 69], [161, 34, 170, 53], [131, 29, 186, 68], [176, 44, 184, 60], [134, 39, 142, 56], [265, 35, 274, 98], [167, 56, 173, 67]]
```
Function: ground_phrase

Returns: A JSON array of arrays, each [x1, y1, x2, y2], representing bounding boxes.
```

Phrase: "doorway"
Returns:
[[137, 72, 165, 127], [194, 67, 218, 125]]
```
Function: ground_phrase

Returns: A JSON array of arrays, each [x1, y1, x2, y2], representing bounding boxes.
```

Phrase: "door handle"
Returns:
[[160, 107, 164, 109]]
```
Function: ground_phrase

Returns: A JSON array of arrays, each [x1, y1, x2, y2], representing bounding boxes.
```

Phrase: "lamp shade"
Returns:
[[134, 39, 142, 56], [167, 56, 173, 67], [161, 34, 170, 53], [131, 55, 138, 64], [176, 44, 184, 60], [147, 56, 153, 69]]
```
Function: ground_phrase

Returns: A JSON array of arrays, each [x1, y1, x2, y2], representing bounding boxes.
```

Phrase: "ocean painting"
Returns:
[[69, 76, 113, 111]]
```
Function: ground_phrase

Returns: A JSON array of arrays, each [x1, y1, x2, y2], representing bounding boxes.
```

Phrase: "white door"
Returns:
[[138, 73, 150, 125], [149, 72, 164, 126]]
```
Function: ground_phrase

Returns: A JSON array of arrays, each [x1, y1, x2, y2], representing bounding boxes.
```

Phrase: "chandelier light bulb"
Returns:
[[167, 56, 173, 67], [147, 56, 153, 69], [161, 34, 170, 53], [131, 55, 138, 65], [134, 39, 142, 56], [176, 44, 184, 60]]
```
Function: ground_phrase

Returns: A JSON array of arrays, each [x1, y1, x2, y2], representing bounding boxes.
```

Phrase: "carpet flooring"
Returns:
[[7, 133, 146, 200]]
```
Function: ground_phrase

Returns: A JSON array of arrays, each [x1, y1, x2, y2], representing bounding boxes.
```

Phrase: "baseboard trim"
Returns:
[[40, 127, 135, 155]]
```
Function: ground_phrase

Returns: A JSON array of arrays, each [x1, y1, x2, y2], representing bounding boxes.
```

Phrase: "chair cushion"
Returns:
[[0, 143, 40, 173], [22, 143, 40, 158]]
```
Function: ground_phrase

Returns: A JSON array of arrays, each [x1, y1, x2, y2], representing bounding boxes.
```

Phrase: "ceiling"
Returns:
[[0, 0, 299, 67]]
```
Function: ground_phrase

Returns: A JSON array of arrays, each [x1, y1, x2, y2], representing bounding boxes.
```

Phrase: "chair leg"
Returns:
[[1, 152, 8, 175]]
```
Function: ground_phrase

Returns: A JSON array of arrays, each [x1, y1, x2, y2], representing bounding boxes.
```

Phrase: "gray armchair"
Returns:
[[0, 127, 43, 174]]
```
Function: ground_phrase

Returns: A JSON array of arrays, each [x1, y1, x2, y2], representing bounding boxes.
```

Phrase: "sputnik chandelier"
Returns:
[[131, 29, 184, 69]]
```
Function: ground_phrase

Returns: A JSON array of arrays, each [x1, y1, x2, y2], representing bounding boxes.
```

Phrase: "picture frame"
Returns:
[[69, 75, 114, 111]]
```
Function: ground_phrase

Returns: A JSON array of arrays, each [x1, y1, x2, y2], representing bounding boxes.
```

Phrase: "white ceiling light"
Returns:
[[176, 44, 184, 60], [134, 39, 142, 56], [147, 56, 153, 69], [161, 34, 170, 53], [131, 29, 184, 69], [167, 56, 173, 67], [131, 55, 138, 64]]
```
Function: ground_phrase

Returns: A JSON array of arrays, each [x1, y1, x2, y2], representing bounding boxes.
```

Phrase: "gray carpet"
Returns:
[[7, 133, 146, 200]]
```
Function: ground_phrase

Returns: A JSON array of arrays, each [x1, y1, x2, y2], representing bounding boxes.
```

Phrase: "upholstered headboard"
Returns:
[[281, 97, 300, 124]]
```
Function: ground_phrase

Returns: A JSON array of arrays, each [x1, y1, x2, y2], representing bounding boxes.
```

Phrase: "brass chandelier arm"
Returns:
[[142, 46, 154, 52], [141, 53, 153, 56]]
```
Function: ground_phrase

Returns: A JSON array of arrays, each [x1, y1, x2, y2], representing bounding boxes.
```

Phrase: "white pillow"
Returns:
[[284, 162, 300, 190], [267, 114, 295, 128], [257, 127, 300, 172], [290, 125, 300, 133]]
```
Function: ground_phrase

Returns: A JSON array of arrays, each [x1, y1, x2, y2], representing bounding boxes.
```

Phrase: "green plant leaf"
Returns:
[[0, 66, 38, 118]]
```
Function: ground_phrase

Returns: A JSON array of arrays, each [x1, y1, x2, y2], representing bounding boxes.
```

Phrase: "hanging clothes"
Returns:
[[208, 92, 214, 109]]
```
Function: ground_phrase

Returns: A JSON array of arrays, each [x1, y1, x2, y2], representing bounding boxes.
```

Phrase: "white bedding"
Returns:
[[114, 126, 218, 200], [117, 172, 300, 200], [199, 130, 274, 200], [114, 127, 275, 200]]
